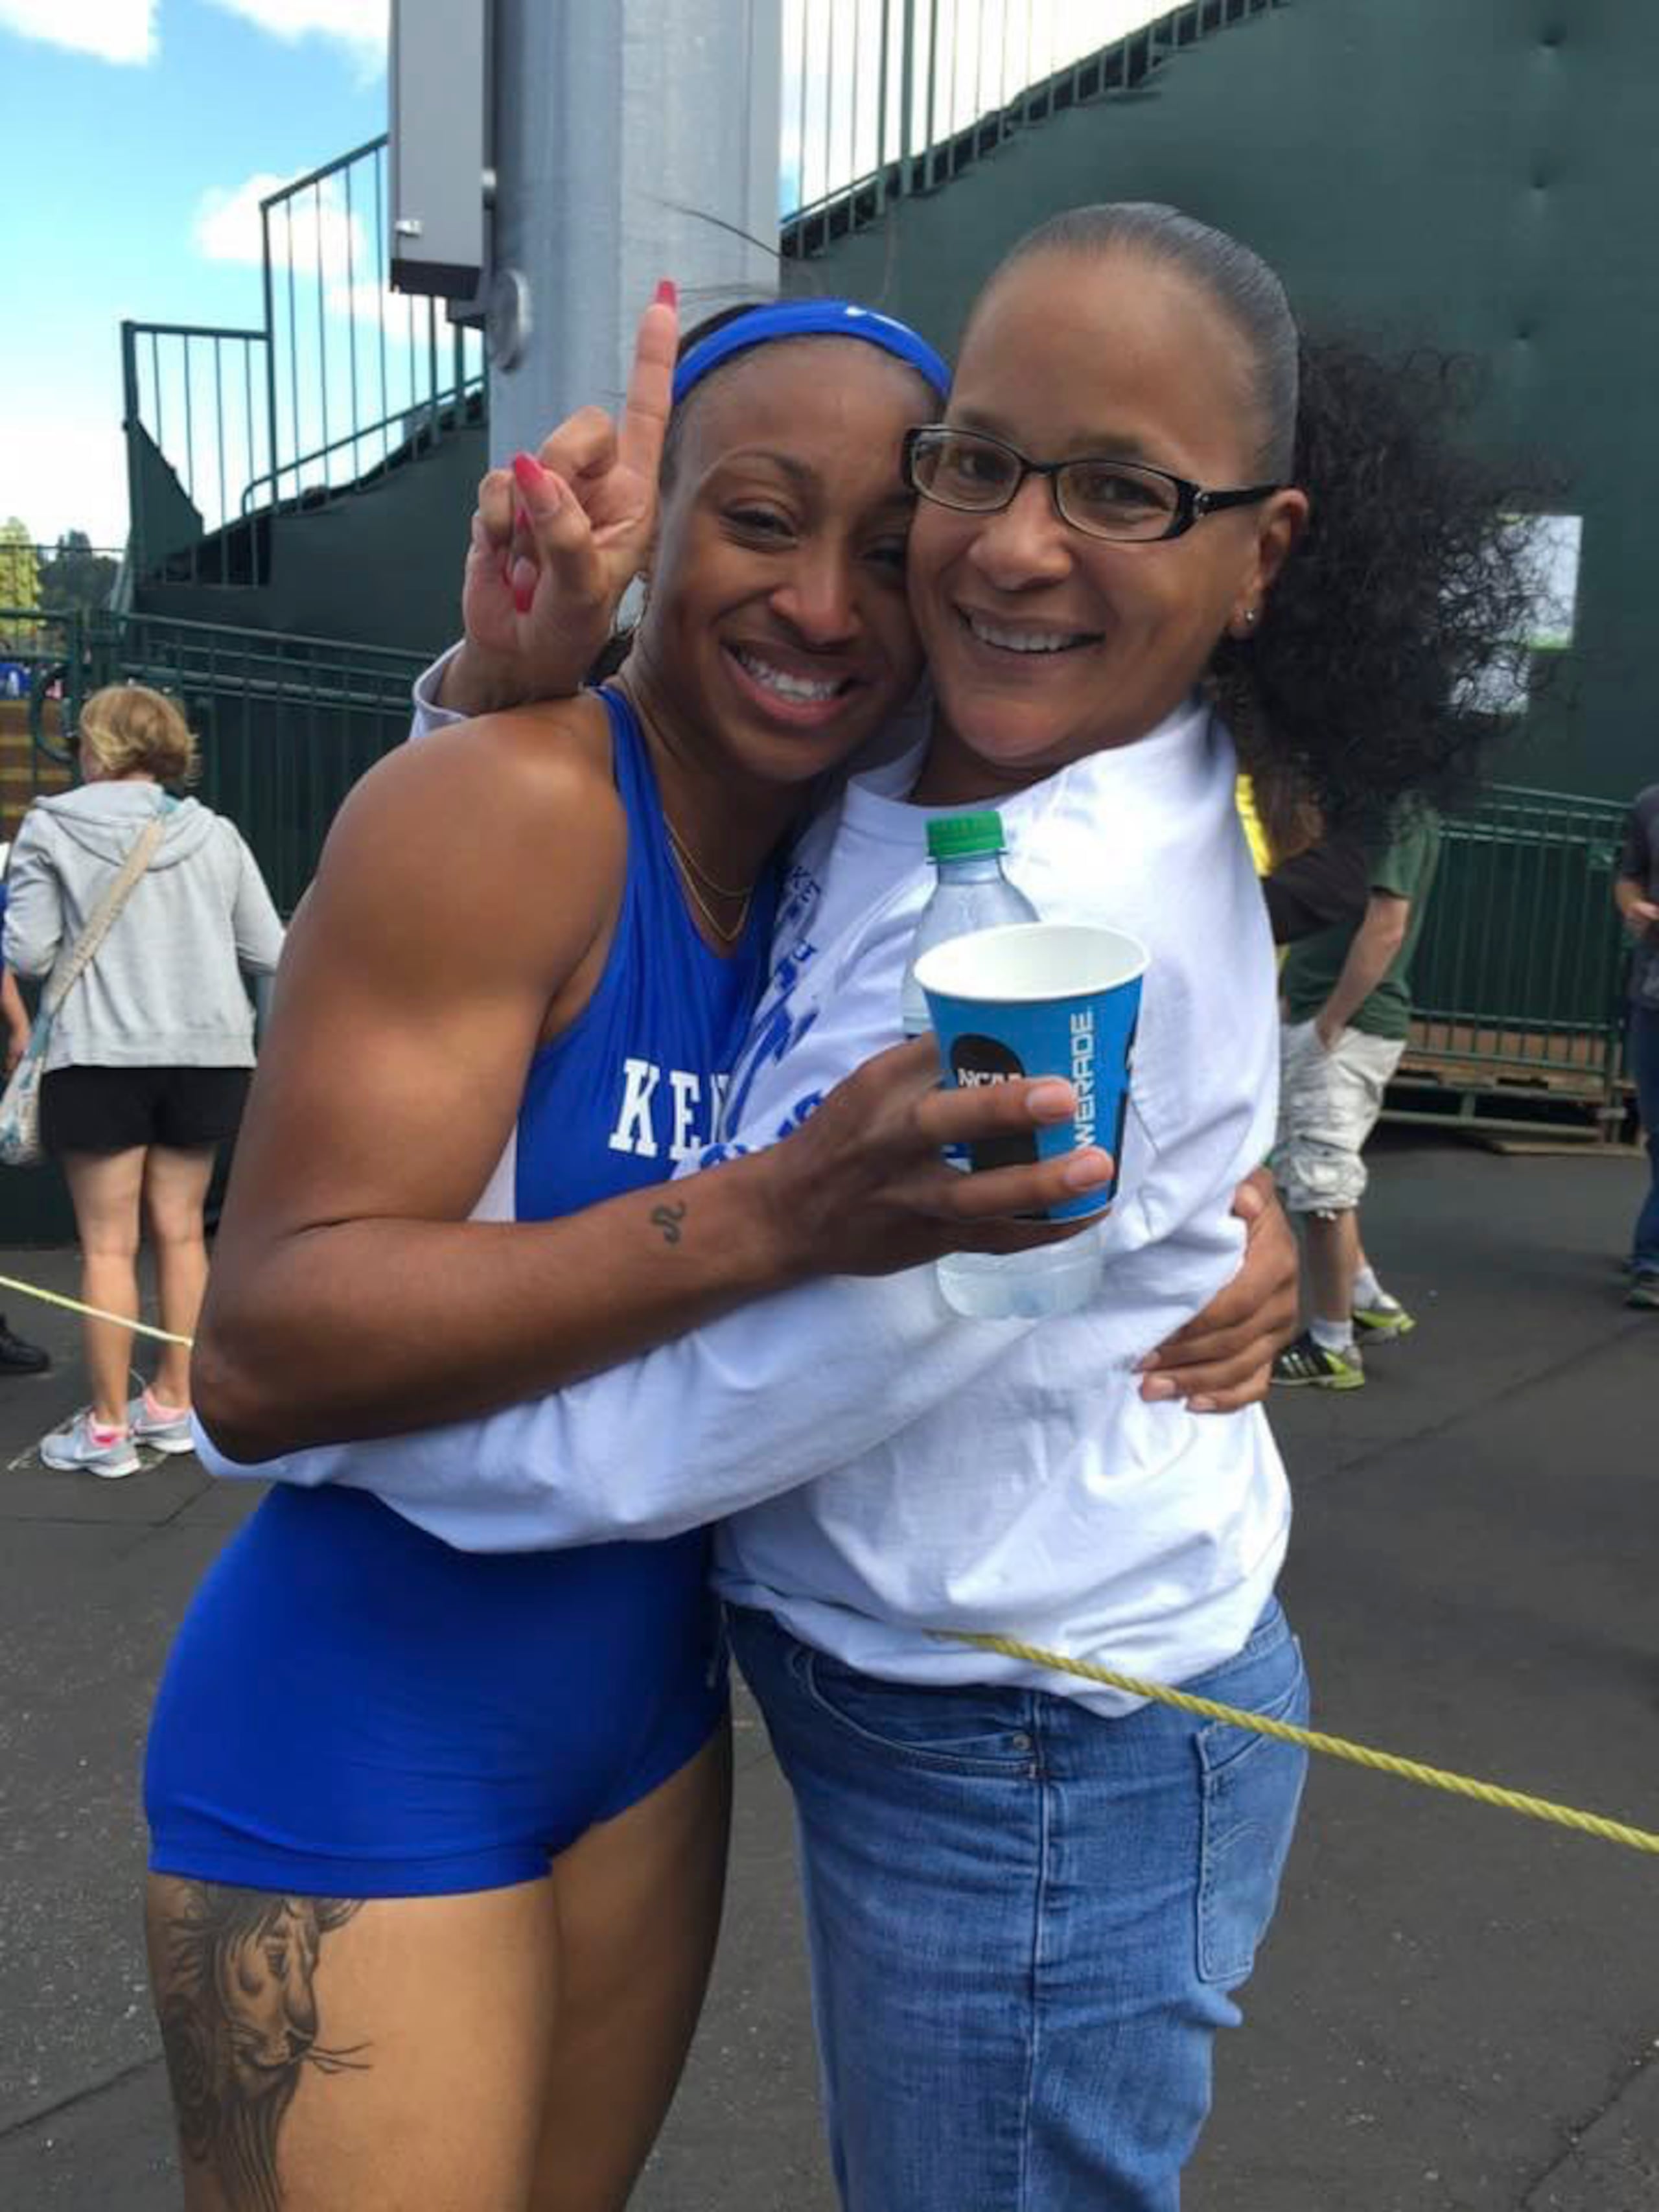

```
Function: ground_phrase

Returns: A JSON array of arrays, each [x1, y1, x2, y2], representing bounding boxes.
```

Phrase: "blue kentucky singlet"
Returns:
[[143, 684, 782, 1899], [476, 685, 778, 1224]]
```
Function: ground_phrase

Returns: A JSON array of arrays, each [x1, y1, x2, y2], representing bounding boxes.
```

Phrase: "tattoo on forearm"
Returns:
[[651, 1200, 688, 1246], [154, 1884, 369, 2211]]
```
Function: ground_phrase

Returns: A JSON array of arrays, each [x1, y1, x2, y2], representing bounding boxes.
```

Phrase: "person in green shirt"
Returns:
[[1271, 802, 1441, 1388]]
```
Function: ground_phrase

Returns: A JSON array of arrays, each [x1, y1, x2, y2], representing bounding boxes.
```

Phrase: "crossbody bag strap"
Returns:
[[41, 798, 174, 1021]]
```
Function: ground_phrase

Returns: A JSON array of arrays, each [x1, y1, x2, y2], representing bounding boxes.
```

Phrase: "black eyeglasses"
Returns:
[[902, 425, 1282, 545]]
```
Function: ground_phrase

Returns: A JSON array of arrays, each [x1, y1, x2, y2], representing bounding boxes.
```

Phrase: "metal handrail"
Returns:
[[255, 134, 482, 524], [259, 134, 390, 209], [119, 320, 267, 343], [239, 369, 487, 517], [93, 607, 434, 666]]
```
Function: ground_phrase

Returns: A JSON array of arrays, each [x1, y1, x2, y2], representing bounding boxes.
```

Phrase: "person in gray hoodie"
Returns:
[[3, 684, 283, 1474]]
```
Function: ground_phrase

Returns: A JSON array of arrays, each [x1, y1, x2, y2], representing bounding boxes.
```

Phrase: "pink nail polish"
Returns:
[[515, 503, 531, 536], [511, 450, 542, 495], [654, 278, 677, 309]]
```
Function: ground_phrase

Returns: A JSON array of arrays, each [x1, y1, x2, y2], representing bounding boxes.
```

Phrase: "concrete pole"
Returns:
[[487, 0, 783, 465]]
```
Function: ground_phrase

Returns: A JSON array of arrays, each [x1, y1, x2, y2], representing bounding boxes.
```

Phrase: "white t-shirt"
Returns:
[[198, 676, 1290, 1710]]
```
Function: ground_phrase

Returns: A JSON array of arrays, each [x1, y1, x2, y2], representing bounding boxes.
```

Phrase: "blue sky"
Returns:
[[1, 0, 386, 548]]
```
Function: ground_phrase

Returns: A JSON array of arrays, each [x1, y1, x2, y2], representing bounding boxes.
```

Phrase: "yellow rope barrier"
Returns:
[[947, 1631, 1659, 1857], [4, 1265, 1654, 1857], [0, 1270, 194, 1347]]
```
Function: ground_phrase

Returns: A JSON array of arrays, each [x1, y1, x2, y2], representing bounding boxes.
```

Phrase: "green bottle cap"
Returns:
[[925, 811, 1006, 862]]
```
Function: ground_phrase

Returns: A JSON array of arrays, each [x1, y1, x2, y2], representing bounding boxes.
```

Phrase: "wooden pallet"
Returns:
[[0, 699, 71, 844], [1389, 1021, 1629, 1145]]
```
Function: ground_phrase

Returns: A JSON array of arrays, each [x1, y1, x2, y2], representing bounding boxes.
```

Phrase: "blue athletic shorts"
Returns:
[[145, 1484, 726, 1897]]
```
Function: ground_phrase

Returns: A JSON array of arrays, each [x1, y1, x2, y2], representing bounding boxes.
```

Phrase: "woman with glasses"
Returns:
[[199, 207, 1530, 2209]]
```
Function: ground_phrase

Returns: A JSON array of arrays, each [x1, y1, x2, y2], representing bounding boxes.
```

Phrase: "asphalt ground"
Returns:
[[1, 1130, 1655, 2211]]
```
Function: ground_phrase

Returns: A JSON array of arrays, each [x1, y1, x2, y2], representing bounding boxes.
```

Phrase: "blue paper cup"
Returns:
[[913, 922, 1146, 1221]]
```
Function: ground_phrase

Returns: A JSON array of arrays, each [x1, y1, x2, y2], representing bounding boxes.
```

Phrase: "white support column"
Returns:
[[487, 0, 783, 464]]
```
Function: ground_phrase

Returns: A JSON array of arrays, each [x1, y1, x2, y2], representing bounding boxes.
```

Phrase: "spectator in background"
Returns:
[[1271, 801, 1442, 1388], [3, 686, 284, 1473], [1615, 780, 1659, 1309], [1238, 767, 1370, 946], [0, 839, 52, 1375]]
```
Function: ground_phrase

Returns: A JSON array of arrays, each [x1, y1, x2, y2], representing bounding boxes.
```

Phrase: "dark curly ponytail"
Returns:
[[1214, 338, 1538, 832]]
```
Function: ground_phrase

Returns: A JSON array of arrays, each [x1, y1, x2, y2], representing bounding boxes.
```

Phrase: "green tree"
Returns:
[[36, 530, 119, 616], [0, 520, 41, 653]]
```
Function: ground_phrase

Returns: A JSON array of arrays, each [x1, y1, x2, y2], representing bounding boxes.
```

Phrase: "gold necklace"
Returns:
[[664, 818, 754, 946], [664, 816, 754, 902]]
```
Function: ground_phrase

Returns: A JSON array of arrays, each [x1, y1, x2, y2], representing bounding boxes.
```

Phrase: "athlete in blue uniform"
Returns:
[[146, 686, 774, 1896], [143, 301, 1131, 2212]]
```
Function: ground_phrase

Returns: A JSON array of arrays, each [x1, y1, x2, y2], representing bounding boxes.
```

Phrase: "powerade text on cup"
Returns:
[[914, 921, 1148, 1320]]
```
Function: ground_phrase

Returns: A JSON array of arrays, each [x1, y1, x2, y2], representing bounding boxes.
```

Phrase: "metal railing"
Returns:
[[122, 139, 485, 584], [253, 137, 485, 516], [1398, 785, 1633, 1137], [89, 612, 428, 914], [121, 321, 272, 581], [780, 0, 1286, 246]]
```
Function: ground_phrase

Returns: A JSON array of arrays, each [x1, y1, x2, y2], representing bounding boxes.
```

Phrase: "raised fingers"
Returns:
[[617, 287, 678, 487]]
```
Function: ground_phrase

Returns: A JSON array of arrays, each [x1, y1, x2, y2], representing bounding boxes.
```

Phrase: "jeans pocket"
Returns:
[[798, 1647, 1039, 1775], [1195, 1645, 1309, 1986]]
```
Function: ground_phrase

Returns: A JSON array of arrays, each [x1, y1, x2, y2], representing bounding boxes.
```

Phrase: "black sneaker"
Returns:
[[1272, 1329, 1365, 1391], [0, 1314, 51, 1373]]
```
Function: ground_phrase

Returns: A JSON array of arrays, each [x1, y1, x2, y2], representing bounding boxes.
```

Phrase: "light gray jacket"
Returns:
[[2, 783, 284, 1073]]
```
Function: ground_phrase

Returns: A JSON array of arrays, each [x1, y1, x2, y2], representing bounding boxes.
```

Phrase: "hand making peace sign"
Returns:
[[440, 283, 679, 716]]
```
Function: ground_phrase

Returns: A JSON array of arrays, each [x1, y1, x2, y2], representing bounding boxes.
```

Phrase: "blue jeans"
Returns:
[[729, 1599, 1309, 2212], [1629, 1005, 1659, 1272]]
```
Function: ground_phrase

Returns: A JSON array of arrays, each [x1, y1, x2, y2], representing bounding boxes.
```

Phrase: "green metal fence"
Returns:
[[86, 612, 428, 914], [1395, 785, 1632, 1137], [253, 138, 485, 519], [121, 321, 272, 584]]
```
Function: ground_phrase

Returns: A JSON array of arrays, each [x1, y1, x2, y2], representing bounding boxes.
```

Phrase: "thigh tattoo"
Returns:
[[153, 1884, 369, 2211]]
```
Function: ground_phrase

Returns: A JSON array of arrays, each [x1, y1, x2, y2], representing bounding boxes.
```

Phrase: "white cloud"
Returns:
[[326, 275, 426, 336], [203, 0, 386, 73], [0, 0, 156, 65], [194, 172, 369, 288]]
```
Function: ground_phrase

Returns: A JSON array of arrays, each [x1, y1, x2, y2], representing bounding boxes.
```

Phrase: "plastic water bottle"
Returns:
[[900, 812, 1038, 1036], [900, 813, 1104, 1320]]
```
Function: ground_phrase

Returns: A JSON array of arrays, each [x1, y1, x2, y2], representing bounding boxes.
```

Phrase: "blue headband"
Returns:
[[671, 299, 951, 406]]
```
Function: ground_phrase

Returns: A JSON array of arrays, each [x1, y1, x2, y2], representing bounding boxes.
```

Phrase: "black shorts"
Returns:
[[40, 1065, 250, 1156]]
